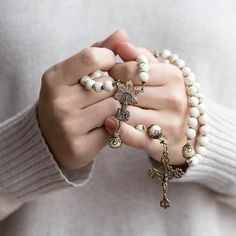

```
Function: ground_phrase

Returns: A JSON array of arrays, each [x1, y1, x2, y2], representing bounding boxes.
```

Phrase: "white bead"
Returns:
[[137, 55, 148, 64], [85, 79, 95, 90], [175, 59, 186, 69], [186, 128, 196, 139], [103, 80, 114, 91], [198, 103, 206, 114], [199, 114, 208, 125], [139, 72, 149, 82], [169, 54, 179, 63], [199, 96, 204, 104], [147, 124, 162, 139], [189, 96, 199, 107], [184, 75, 195, 86], [199, 125, 209, 136], [163, 59, 170, 64], [182, 143, 195, 159], [80, 76, 90, 86], [188, 117, 198, 129], [190, 107, 200, 118], [187, 156, 199, 166], [94, 81, 103, 92], [197, 136, 209, 146], [194, 82, 201, 90], [161, 50, 171, 59], [196, 145, 207, 156], [139, 63, 150, 72], [135, 124, 146, 132], [197, 92, 204, 103], [187, 86, 198, 96], [182, 66, 191, 76], [90, 71, 102, 78]]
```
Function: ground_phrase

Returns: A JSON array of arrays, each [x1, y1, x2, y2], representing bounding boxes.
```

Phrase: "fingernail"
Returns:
[[105, 117, 118, 133]]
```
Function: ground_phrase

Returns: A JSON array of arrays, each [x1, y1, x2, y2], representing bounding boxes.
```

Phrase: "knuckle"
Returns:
[[166, 91, 186, 113], [124, 62, 137, 80], [51, 97, 70, 117], [166, 118, 183, 137], [170, 64, 183, 82], [73, 140, 88, 160], [41, 65, 59, 86], [61, 119, 77, 137], [108, 97, 120, 115], [80, 47, 100, 68]]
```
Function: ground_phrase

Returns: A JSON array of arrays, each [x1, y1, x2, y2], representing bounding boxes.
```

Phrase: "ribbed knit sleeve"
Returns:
[[0, 102, 95, 201], [175, 100, 236, 199]]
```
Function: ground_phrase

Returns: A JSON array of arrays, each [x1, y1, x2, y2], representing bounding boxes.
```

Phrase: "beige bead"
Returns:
[[147, 124, 162, 139], [137, 55, 148, 64], [80, 76, 90, 86], [188, 117, 198, 129], [190, 107, 200, 118], [85, 79, 95, 90], [199, 114, 208, 125], [196, 145, 207, 156], [186, 128, 196, 140], [169, 54, 179, 63], [189, 96, 199, 107], [135, 124, 146, 132], [94, 81, 103, 92], [182, 66, 192, 77], [175, 59, 186, 69], [103, 81, 114, 91], [139, 72, 149, 83], [199, 125, 209, 135], [182, 143, 195, 159], [139, 63, 149, 72], [187, 86, 198, 96], [161, 50, 171, 59], [187, 155, 201, 166]]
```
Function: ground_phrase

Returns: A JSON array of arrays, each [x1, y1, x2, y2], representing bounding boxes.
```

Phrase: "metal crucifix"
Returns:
[[147, 139, 184, 209]]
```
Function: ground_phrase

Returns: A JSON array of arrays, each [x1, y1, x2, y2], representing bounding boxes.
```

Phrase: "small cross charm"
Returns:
[[147, 140, 184, 208]]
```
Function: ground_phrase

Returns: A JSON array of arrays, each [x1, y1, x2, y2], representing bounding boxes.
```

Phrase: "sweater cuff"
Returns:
[[0, 102, 94, 200], [174, 100, 236, 196]]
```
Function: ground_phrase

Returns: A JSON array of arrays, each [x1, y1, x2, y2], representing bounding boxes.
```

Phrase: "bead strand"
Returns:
[[79, 54, 149, 92], [153, 49, 209, 166]]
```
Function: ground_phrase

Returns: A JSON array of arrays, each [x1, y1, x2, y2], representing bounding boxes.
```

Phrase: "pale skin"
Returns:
[[38, 29, 190, 170]]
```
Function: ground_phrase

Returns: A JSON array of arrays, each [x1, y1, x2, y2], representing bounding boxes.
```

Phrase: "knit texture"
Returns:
[[0, 102, 94, 200], [174, 100, 236, 197]]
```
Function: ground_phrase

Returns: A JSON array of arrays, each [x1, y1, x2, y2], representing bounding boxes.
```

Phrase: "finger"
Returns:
[[77, 97, 119, 135], [48, 47, 115, 86], [131, 86, 186, 111], [115, 42, 158, 62], [66, 127, 109, 169], [104, 116, 163, 160], [69, 76, 115, 109], [92, 29, 128, 54], [109, 61, 175, 86]]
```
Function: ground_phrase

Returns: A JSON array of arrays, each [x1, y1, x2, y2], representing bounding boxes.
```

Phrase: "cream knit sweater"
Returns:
[[0, 0, 236, 235]]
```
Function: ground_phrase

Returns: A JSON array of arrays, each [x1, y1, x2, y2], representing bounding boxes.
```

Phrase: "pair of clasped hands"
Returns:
[[38, 29, 189, 170]]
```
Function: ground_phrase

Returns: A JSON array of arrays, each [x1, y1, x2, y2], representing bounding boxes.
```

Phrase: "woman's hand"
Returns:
[[37, 30, 127, 169], [104, 43, 189, 165]]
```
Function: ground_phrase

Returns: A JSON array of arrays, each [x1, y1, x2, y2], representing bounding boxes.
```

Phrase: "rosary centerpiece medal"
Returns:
[[108, 80, 143, 148]]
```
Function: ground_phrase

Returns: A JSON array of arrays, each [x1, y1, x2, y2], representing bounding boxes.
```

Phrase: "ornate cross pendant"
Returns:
[[147, 139, 184, 208], [148, 165, 184, 208]]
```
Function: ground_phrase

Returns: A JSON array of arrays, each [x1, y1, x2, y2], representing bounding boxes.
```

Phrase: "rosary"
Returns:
[[79, 50, 208, 209]]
